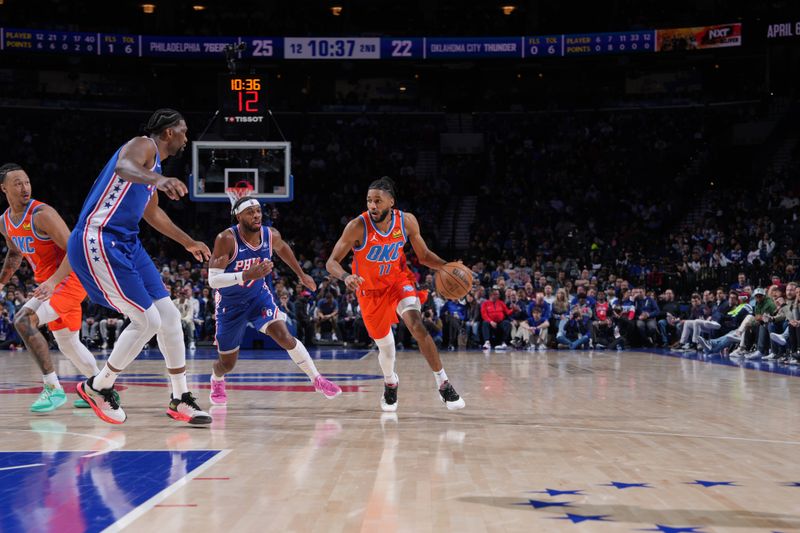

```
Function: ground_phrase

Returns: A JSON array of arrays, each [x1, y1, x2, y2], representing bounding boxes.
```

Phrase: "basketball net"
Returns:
[[225, 180, 255, 208]]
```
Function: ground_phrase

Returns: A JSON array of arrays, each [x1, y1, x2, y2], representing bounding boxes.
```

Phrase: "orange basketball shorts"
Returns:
[[357, 278, 428, 339], [47, 273, 87, 332]]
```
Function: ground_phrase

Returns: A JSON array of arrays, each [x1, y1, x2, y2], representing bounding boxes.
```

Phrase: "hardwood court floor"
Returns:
[[1, 346, 800, 533]]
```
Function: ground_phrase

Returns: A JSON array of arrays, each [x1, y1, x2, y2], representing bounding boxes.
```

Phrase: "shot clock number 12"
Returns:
[[230, 77, 262, 113]]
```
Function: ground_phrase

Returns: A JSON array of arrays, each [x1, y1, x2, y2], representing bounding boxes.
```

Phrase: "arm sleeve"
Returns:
[[208, 268, 243, 289]]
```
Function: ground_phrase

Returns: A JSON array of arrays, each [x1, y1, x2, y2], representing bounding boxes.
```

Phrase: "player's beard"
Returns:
[[370, 208, 390, 223]]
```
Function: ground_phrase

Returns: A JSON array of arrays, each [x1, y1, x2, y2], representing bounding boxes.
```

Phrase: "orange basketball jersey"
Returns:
[[352, 209, 412, 292], [3, 200, 64, 283]]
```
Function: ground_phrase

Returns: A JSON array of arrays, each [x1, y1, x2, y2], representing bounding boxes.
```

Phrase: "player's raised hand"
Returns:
[[156, 176, 188, 201], [243, 258, 273, 281], [344, 274, 364, 291], [185, 240, 211, 261], [299, 273, 317, 292]]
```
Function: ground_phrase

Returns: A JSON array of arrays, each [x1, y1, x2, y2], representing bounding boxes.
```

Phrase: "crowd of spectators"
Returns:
[[2, 103, 799, 368]]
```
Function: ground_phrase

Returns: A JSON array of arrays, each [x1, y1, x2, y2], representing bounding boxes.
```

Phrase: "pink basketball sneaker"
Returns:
[[209, 377, 227, 406], [313, 375, 342, 399]]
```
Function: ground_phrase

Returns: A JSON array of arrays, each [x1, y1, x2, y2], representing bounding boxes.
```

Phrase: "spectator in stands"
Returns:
[[481, 289, 511, 350], [731, 272, 748, 291], [656, 289, 680, 346], [98, 308, 125, 350], [0, 308, 19, 349], [634, 287, 660, 346], [465, 292, 481, 348], [698, 292, 752, 355], [294, 285, 315, 347], [314, 291, 342, 343], [277, 292, 297, 337], [527, 307, 549, 351], [441, 297, 467, 351], [730, 288, 775, 358], [551, 288, 570, 339], [173, 286, 197, 351], [337, 291, 360, 344], [556, 310, 590, 350]]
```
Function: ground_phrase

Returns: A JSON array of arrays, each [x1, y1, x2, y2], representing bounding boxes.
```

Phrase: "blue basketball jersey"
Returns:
[[216, 225, 273, 305], [74, 137, 160, 239]]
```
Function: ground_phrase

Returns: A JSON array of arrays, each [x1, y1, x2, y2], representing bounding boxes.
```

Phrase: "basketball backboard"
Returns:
[[190, 141, 293, 202]]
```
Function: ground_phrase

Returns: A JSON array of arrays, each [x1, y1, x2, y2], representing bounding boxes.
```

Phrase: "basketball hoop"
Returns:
[[225, 180, 255, 208]]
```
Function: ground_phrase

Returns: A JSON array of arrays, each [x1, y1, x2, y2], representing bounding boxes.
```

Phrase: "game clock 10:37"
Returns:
[[218, 74, 266, 138]]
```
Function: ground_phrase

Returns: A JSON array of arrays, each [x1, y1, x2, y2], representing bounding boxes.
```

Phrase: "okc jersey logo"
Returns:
[[11, 236, 34, 254], [365, 242, 402, 262]]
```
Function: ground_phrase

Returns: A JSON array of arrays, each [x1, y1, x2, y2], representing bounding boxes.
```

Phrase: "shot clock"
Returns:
[[218, 74, 266, 138]]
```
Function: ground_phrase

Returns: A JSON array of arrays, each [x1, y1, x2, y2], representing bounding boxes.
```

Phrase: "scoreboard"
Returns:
[[0, 25, 739, 61], [218, 74, 266, 138]]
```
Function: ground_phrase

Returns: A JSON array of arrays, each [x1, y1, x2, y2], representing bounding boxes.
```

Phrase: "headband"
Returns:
[[233, 198, 261, 216]]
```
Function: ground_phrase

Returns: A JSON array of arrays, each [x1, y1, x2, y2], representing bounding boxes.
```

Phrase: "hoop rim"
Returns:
[[225, 181, 256, 205]]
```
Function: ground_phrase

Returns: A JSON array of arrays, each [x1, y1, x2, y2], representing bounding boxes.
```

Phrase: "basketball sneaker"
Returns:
[[209, 377, 227, 406], [439, 381, 465, 410], [167, 392, 212, 425], [313, 375, 342, 399], [30, 385, 67, 413], [381, 378, 399, 412], [74, 388, 118, 408], [73, 398, 90, 408], [77, 377, 126, 424]]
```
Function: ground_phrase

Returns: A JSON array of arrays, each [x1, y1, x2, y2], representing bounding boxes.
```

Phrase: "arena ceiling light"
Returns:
[[192, 5, 206, 11], [330, 5, 343, 16], [141, 3, 156, 14], [501, 5, 516, 15]]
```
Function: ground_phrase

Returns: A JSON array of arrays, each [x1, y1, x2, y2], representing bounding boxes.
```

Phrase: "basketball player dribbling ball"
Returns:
[[68, 108, 212, 425], [0, 163, 102, 412], [207, 196, 341, 405], [326, 177, 465, 412]]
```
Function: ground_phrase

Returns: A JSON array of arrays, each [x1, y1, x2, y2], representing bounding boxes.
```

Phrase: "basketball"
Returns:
[[435, 262, 473, 300]]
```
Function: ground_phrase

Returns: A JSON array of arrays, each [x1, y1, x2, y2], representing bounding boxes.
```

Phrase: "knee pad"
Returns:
[[137, 305, 162, 335], [153, 297, 182, 335]]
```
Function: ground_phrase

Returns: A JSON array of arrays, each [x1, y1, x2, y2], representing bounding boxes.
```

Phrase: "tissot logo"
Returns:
[[224, 116, 264, 123]]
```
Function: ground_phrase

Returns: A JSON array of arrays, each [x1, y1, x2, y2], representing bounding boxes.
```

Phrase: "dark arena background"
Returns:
[[2, 1, 800, 531]]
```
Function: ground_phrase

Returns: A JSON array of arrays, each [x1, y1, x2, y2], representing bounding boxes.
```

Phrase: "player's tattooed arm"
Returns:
[[0, 222, 23, 288], [403, 212, 447, 270], [326, 217, 365, 291], [269, 228, 316, 291]]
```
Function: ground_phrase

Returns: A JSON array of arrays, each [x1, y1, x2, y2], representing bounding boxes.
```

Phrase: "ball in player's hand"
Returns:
[[435, 262, 473, 300]]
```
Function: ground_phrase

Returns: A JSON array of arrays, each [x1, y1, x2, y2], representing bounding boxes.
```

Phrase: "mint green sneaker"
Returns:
[[73, 397, 91, 408], [30, 385, 68, 413]]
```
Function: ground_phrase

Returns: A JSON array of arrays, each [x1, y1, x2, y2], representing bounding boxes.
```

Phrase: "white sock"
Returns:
[[375, 332, 398, 385], [43, 372, 61, 389], [169, 372, 189, 397], [93, 364, 119, 390], [211, 371, 225, 381], [433, 368, 448, 388], [287, 340, 320, 380], [53, 330, 99, 378]]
